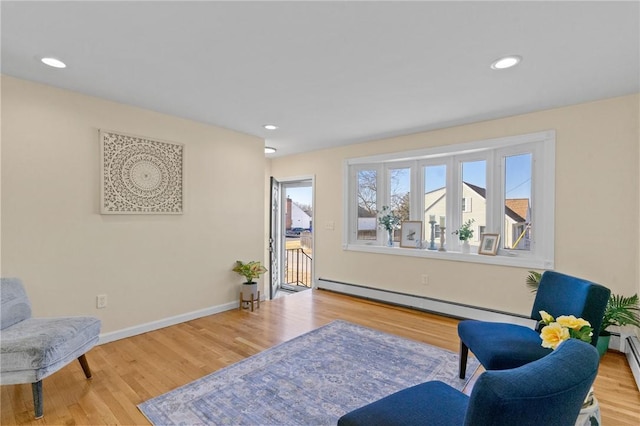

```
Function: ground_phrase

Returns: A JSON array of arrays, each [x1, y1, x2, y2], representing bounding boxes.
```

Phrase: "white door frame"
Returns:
[[273, 175, 315, 294]]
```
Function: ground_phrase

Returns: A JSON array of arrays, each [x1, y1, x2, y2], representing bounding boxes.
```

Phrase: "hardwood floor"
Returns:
[[2, 289, 639, 425]]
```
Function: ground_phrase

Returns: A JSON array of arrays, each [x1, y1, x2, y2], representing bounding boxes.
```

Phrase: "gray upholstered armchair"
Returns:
[[0, 277, 101, 418]]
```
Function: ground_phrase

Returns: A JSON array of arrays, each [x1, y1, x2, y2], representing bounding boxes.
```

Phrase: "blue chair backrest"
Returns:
[[1, 277, 32, 330], [464, 339, 599, 426], [531, 271, 610, 345]]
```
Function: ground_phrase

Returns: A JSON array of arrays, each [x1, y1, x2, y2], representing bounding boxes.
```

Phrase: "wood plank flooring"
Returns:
[[2, 289, 639, 425]]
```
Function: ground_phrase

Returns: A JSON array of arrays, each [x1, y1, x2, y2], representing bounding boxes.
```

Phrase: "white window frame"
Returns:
[[343, 130, 555, 269]]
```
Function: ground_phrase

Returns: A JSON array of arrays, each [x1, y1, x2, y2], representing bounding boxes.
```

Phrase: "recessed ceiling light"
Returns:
[[41, 57, 67, 68], [265, 146, 277, 154], [263, 124, 278, 130], [491, 55, 522, 70]]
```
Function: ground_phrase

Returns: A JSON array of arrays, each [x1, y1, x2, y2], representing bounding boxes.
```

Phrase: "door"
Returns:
[[269, 177, 282, 299]]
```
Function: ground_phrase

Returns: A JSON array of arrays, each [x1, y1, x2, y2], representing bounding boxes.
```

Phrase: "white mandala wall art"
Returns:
[[100, 130, 184, 214]]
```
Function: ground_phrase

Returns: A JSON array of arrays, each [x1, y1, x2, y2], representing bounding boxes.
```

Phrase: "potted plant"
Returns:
[[525, 270, 543, 292], [377, 206, 401, 247], [233, 260, 267, 301], [597, 293, 640, 357], [453, 218, 475, 253]]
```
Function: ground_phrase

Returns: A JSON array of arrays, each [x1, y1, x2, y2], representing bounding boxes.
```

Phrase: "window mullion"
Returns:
[[377, 163, 387, 245], [411, 160, 421, 221], [449, 156, 461, 250]]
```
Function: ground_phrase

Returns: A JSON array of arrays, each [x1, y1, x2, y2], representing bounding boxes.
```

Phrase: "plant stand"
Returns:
[[239, 290, 260, 312]]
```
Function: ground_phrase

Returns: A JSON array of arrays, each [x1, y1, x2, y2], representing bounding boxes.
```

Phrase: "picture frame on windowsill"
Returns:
[[479, 234, 500, 255], [400, 221, 423, 248]]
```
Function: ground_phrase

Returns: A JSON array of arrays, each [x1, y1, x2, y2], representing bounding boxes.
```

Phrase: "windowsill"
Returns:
[[343, 243, 553, 269]]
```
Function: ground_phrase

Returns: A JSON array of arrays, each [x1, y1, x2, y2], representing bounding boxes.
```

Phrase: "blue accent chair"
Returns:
[[337, 339, 599, 426], [458, 271, 610, 379], [0, 278, 101, 418]]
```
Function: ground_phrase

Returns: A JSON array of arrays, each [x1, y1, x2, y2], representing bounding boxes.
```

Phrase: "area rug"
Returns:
[[138, 320, 479, 425]]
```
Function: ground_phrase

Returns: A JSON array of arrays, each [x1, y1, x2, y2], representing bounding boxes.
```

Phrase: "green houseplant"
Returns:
[[525, 270, 543, 292], [454, 219, 475, 253], [377, 206, 401, 247], [597, 293, 640, 357], [233, 260, 267, 284], [233, 260, 267, 303]]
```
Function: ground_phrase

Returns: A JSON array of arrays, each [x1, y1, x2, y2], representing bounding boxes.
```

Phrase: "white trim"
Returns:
[[317, 278, 536, 327], [625, 335, 640, 391], [345, 130, 555, 165], [97, 300, 239, 345], [273, 175, 317, 289], [343, 243, 551, 269]]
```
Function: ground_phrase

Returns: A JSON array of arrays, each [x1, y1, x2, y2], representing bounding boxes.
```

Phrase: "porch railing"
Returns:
[[285, 248, 312, 287]]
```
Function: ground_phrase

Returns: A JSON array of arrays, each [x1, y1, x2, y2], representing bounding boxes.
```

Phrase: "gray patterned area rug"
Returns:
[[138, 320, 479, 425]]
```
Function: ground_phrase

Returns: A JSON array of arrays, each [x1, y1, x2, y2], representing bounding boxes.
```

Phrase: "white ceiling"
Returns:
[[2, 1, 639, 157]]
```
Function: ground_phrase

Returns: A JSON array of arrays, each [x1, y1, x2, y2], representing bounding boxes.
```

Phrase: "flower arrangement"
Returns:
[[377, 206, 401, 232], [538, 310, 593, 349], [232, 260, 267, 284], [453, 218, 475, 241]]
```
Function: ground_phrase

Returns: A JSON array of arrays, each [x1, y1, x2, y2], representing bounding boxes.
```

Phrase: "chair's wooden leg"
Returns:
[[31, 380, 43, 419], [78, 354, 92, 379], [459, 341, 469, 379]]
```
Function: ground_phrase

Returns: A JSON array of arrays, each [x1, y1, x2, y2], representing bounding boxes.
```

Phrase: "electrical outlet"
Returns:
[[325, 221, 335, 230], [421, 274, 429, 285], [96, 294, 107, 309]]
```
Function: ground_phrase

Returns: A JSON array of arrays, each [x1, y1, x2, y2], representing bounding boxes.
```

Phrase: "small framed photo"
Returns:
[[479, 234, 500, 255], [400, 221, 423, 248]]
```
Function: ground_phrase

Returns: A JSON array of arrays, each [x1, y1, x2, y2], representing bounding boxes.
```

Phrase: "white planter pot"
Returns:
[[461, 240, 470, 254], [241, 282, 258, 300]]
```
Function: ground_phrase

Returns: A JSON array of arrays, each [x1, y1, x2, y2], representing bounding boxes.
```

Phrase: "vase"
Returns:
[[461, 240, 470, 254], [387, 229, 394, 247], [241, 282, 258, 302], [575, 387, 600, 426]]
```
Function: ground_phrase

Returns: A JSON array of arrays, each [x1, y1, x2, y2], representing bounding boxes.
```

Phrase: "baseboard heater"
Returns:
[[317, 278, 536, 328], [626, 335, 640, 391]]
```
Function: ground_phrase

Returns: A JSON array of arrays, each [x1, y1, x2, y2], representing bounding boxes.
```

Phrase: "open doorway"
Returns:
[[269, 177, 313, 299]]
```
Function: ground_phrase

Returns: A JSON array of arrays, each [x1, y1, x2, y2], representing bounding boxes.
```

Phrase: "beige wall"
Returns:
[[1, 76, 266, 333], [270, 94, 640, 316]]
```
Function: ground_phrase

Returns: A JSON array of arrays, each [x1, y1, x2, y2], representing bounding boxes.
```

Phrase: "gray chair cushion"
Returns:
[[0, 316, 101, 384], [1, 278, 32, 329]]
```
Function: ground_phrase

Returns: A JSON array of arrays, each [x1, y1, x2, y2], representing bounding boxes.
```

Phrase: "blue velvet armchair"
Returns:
[[337, 339, 599, 426], [0, 278, 101, 418], [458, 271, 610, 379]]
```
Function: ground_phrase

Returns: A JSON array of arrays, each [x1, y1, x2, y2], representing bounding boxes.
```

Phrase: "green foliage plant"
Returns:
[[233, 260, 267, 284], [526, 270, 543, 293], [454, 218, 475, 241], [600, 293, 640, 336], [377, 206, 401, 232]]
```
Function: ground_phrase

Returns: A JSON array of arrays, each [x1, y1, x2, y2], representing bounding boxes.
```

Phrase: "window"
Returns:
[[462, 198, 472, 212], [461, 160, 486, 244], [503, 153, 532, 250], [344, 130, 555, 269], [356, 168, 377, 241], [388, 166, 411, 242]]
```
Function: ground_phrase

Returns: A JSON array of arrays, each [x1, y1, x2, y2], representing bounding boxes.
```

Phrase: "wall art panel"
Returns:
[[100, 130, 184, 214]]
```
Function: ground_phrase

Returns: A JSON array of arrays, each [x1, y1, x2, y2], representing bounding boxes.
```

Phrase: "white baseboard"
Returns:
[[625, 335, 640, 391], [97, 300, 239, 345], [317, 278, 536, 327]]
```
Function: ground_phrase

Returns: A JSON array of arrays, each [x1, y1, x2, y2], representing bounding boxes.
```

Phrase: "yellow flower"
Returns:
[[540, 322, 570, 349], [539, 310, 554, 325], [556, 315, 591, 331]]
